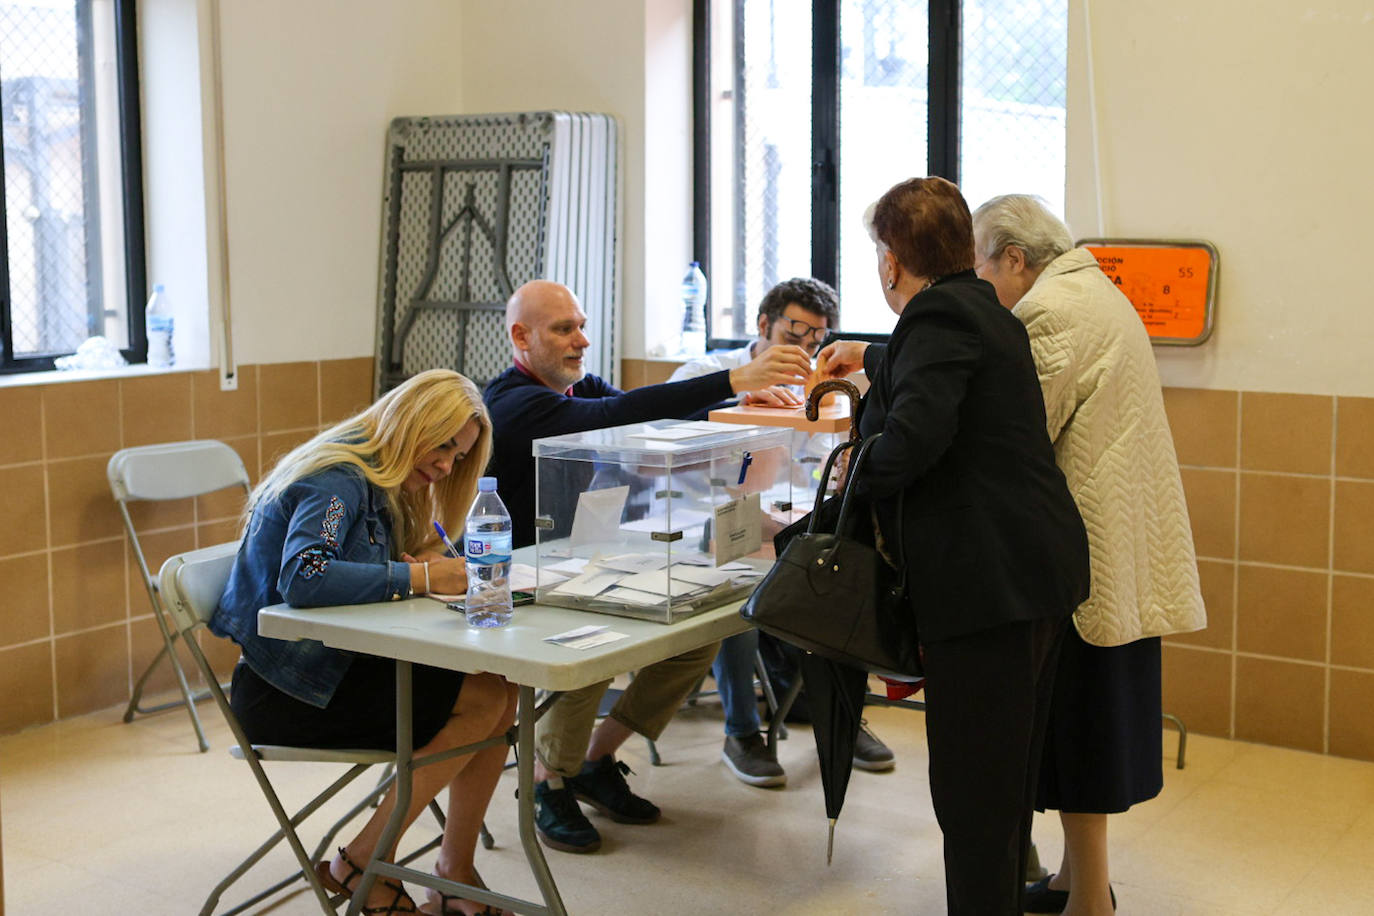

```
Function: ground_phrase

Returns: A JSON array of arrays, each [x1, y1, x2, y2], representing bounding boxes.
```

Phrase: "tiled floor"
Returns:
[[3, 689, 1374, 914]]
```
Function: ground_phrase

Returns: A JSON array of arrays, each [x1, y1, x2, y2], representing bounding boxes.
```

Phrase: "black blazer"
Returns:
[[857, 270, 1089, 643]]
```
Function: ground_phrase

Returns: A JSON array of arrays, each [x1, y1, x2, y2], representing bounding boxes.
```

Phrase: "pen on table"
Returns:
[[433, 520, 461, 558]]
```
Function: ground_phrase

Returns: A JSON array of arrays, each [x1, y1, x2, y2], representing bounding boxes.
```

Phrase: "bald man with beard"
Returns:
[[483, 280, 809, 855]]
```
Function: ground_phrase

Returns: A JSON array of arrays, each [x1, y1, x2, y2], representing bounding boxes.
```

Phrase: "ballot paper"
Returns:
[[543, 557, 591, 576], [510, 562, 569, 591], [674, 421, 758, 433], [594, 552, 669, 574], [548, 569, 624, 598], [614, 569, 709, 597], [713, 492, 762, 566], [544, 625, 630, 650], [601, 586, 668, 607], [570, 485, 629, 548], [669, 563, 744, 589], [623, 421, 742, 442]]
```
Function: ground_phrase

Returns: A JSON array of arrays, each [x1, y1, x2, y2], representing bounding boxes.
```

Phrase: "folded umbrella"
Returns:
[[796, 650, 870, 864]]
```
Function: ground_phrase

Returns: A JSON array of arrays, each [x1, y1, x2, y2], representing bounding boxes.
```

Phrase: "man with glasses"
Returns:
[[668, 277, 896, 787]]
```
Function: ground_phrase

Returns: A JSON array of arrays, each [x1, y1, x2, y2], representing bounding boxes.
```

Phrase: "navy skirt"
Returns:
[[231, 655, 465, 752], [1036, 629, 1163, 814]]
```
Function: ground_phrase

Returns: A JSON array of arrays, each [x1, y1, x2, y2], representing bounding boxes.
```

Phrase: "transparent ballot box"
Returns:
[[532, 420, 792, 623]]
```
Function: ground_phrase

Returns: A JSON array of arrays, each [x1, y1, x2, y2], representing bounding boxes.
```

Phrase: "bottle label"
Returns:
[[147, 316, 173, 333], [465, 532, 512, 565]]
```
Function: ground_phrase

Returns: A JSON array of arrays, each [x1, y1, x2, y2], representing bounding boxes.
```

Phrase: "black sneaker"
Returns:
[[721, 733, 787, 788], [567, 755, 661, 824], [533, 779, 601, 853], [852, 719, 895, 772]]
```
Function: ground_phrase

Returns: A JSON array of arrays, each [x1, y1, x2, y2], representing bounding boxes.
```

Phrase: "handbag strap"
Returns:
[[806, 433, 883, 534], [806, 437, 859, 533], [808, 434, 908, 584]]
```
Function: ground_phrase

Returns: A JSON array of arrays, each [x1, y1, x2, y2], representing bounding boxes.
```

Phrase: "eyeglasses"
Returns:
[[774, 317, 830, 343]]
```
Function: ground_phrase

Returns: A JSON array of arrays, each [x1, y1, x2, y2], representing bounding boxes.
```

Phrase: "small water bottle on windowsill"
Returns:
[[678, 262, 708, 357], [145, 284, 174, 369]]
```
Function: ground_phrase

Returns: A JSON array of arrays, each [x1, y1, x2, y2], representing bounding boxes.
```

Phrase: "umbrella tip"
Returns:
[[826, 818, 836, 866]]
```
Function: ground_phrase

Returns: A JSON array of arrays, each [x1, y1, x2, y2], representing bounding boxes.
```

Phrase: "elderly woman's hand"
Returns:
[[816, 340, 869, 379]]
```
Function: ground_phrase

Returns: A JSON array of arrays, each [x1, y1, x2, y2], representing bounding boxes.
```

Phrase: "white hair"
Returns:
[[862, 199, 882, 246], [971, 194, 1074, 270]]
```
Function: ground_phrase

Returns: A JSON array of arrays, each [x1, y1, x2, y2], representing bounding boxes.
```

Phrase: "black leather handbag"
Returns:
[[740, 433, 922, 678]]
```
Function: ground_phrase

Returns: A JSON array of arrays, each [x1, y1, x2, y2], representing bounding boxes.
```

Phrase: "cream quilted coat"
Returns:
[[1014, 248, 1206, 646]]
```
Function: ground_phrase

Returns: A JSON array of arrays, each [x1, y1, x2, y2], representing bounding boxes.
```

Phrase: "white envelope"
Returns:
[[570, 485, 629, 548], [594, 552, 669, 574], [601, 586, 668, 607], [549, 569, 624, 598], [614, 569, 708, 597], [669, 564, 741, 588]]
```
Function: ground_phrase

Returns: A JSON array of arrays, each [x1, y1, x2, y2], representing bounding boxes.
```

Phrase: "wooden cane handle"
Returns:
[[805, 378, 861, 421]]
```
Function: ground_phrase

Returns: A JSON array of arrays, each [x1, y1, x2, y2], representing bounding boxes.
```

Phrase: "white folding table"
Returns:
[[258, 586, 750, 916]]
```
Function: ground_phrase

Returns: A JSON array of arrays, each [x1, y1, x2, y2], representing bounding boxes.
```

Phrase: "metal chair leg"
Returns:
[[754, 649, 787, 740], [127, 608, 213, 752], [1163, 712, 1187, 769]]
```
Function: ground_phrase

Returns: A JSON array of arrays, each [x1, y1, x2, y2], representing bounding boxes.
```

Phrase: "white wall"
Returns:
[[151, 0, 1374, 397], [207, 0, 466, 365], [458, 0, 693, 362], [140, 0, 211, 368], [1066, 0, 1374, 397]]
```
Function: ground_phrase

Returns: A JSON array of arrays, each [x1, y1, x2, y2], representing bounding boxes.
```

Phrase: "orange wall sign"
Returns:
[[1078, 239, 1219, 345]]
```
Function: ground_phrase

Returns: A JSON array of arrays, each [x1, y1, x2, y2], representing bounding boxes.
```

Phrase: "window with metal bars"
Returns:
[[1, 0, 146, 374], [695, 0, 1066, 341]]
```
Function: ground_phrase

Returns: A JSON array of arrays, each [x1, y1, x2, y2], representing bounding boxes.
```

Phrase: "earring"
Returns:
[[886, 279, 895, 290]]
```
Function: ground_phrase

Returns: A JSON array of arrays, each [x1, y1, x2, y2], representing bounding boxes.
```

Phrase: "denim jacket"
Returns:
[[210, 464, 413, 708]]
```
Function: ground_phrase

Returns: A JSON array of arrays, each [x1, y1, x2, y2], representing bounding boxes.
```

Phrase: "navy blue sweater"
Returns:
[[483, 367, 735, 547]]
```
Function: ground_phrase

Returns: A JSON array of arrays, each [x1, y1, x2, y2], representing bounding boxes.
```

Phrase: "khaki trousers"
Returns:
[[536, 640, 720, 777]]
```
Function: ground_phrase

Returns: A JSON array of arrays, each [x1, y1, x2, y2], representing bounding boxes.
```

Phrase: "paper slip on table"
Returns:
[[258, 582, 752, 915]]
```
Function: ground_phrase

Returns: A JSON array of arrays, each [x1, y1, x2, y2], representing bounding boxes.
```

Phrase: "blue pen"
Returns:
[[737, 451, 752, 485], [433, 520, 461, 558]]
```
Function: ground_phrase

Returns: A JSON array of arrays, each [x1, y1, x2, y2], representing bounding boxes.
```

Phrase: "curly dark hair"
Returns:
[[867, 176, 975, 280], [756, 277, 840, 331]]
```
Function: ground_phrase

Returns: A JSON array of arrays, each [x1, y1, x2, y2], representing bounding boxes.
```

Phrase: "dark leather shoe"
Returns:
[[1023, 876, 1115, 913]]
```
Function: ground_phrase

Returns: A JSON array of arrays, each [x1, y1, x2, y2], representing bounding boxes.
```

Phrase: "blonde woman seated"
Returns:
[[211, 369, 516, 916]]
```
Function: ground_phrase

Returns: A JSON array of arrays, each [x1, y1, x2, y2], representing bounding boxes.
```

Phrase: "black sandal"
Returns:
[[425, 868, 506, 916], [314, 846, 419, 914]]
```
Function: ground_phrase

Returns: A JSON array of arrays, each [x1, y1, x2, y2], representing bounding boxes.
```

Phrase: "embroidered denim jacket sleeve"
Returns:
[[276, 474, 412, 606]]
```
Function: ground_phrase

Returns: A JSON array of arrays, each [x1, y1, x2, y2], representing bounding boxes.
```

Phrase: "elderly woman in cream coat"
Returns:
[[972, 195, 1207, 916]]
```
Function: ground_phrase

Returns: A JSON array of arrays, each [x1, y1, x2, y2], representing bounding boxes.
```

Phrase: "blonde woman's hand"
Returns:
[[403, 549, 450, 564], [408, 556, 467, 595]]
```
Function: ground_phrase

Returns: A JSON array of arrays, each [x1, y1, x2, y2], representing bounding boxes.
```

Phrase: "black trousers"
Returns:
[[921, 614, 1069, 916]]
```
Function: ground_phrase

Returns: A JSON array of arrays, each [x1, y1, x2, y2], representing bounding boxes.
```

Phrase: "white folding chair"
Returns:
[[160, 543, 448, 916], [109, 439, 251, 752]]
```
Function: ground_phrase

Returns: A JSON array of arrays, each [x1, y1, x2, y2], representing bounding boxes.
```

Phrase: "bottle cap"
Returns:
[[477, 476, 497, 491], [689, 261, 699, 267], [153, 283, 165, 293]]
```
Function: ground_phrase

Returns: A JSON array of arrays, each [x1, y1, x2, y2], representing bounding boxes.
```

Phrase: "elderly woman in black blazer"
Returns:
[[817, 176, 1090, 916]]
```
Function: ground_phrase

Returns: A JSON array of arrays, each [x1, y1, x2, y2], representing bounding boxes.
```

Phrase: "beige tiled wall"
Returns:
[[1162, 388, 1374, 762], [0, 357, 373, 735], [3, 367, 1371, 766]]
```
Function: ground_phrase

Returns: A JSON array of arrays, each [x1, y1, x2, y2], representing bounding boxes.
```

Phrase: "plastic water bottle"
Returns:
[[464, 477, 513, 628], [678, 261, 708, 356], [145, 284, 174, 369]]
